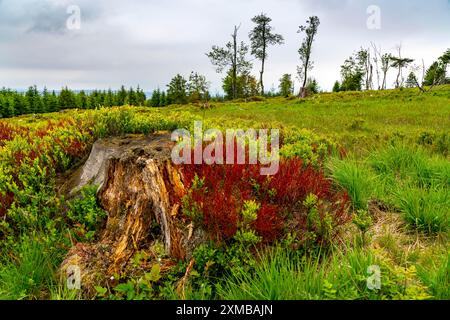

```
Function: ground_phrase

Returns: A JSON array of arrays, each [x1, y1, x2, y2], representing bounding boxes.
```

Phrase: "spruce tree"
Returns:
[[117, 85, 127, 106], [151, 89, 161, 107]]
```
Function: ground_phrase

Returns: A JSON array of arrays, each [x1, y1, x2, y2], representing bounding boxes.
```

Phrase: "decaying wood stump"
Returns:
[[60, 134, 206, 292]]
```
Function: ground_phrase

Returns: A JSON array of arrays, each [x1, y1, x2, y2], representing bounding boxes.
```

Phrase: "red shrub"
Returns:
[[252, 204, 283, 242], [64, 139, 87, 158], [0, 122, 14, 144], [178, 153, 351, 245], [0, 122, 29, 146], [0, 191, 14, 217], [203, 191, 239, 241]]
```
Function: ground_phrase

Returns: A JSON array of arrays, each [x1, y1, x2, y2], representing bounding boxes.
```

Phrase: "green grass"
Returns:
[[416, 252, 449, 300], [216, 246, 433, 300], [395, 186, 449, 233], [172, 86, 450, 155], [1, 85, 449, 300], [328, 158, 376, 210], [0, 236, 58, 300], [327, 142, 450, 234]]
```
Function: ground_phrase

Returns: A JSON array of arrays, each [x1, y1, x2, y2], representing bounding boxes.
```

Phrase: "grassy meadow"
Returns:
[[0, 86, 449, 300]]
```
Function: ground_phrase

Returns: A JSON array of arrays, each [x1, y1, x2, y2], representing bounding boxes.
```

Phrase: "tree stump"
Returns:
[[60, 134, 206, 293]]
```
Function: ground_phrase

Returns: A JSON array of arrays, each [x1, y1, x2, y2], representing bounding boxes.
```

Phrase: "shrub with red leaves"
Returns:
[[0, 122, 29, 146], [252, 204, 283, 242], [179, 150, 351, 246]]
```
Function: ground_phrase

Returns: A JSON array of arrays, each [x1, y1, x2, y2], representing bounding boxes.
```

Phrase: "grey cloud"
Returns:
[[0, 0, 449, 92]]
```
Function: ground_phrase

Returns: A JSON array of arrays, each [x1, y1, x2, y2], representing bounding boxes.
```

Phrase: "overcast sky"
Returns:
[[0, 0, 449, 93]]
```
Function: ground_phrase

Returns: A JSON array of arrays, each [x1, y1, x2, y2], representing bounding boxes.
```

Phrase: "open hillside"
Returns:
[[0, 86, 449, 300]]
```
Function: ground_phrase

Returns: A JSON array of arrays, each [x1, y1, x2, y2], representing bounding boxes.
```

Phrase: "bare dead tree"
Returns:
[[371, 42, 382, 90], [410, 59, 438, 92], [357, 47, 373, 90], [206, 25, 252, 100], [380, 53, 392, 90]]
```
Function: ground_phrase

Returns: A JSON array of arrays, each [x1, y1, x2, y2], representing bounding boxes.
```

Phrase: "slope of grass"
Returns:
[[0, 86, 448, 300]]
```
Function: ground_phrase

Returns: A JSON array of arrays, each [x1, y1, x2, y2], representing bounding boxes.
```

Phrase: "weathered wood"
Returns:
[[60, 134, 205, 293]]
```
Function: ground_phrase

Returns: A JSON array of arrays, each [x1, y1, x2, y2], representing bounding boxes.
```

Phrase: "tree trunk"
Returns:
[[382, 71, 387, 90], [60, 134, 206, 294], [396, 66, 401, 88], [300, 62, 308, 98], [260, 23, 266, 96], [232, 26, 238, 100]]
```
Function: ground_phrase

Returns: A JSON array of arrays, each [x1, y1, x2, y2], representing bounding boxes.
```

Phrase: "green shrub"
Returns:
[[66, 185, 107, 242]]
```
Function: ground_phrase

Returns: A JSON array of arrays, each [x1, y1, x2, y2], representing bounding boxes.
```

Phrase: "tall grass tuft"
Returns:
[[0, 237, 57, 300], [416, 253, 449, 300], [395, 186, 449, 233], [329, 158, 376, 210]]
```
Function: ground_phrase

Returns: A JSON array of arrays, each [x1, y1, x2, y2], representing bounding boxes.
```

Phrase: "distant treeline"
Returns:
[[0, 85, 148, 118]]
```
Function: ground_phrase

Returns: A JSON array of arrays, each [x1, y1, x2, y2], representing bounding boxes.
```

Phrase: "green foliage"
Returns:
[[416, 253, 449, 300], [217, 246, 432, 300], [279, 74, 293, 97], [353, 209, 373, 234], [167, 74, 188, 105], [329, 159, 375, 210], [332, 81, 341, 92], [280, 128, 336, 166], [340, 55, 364, 91], [235, 200, 261, 246], [249, 13, 284, 95], [353, 209, 373, 246], [187, 72, 210, 103], [0, 236, 58, 300], [97, 263, 162, 300], [66, 185, 107, 242], [395, 186, 449, 233], [150, 89, 162, 107], [417, 131, 450, 156], [423, 61, 447, 86], [222, 70, 259, 100], [306, 78, 320, 95], [0, 86, 147, 119]]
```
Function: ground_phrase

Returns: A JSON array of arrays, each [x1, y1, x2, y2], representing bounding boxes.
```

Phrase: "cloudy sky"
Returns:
[[0, 0, 449, 93]]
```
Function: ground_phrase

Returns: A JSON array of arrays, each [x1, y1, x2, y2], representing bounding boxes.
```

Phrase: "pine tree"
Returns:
[[278, 74, 293, 97], [59, 87, 77, 109], [0, 95, 6, 118], [167, 74, 188, 104], [151, 89, 161, 107], [78, 90, 89, 109], [136, 86, 146, 106], [34, 91, 45, 114], [117, 85, 127, 106], [127, 87, 137, 106], [48, 91, 59, 112], [160, 91, 167, 106], [14, 92, 26, 115], [25, 86, 37, 113], [405, 72, 418, 88], [42, 87, 50, 113], [7, 96, 16, 117], [332, 81, 341, 92]]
